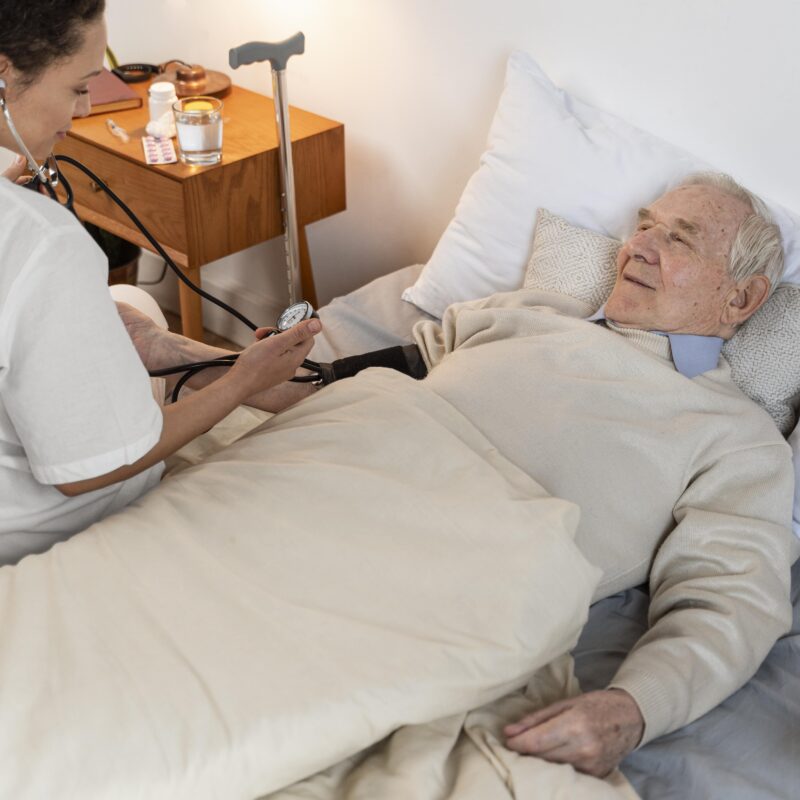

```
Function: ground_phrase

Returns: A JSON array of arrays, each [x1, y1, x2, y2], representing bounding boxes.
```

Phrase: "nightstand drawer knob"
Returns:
[[89, 179, 107, 193]]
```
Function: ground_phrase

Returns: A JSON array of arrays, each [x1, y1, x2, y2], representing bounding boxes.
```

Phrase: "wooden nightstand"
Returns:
[[54, 80, 345, 340]]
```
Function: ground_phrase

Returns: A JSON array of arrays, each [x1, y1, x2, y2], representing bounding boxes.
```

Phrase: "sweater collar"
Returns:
[[586, 307, 724, 379]]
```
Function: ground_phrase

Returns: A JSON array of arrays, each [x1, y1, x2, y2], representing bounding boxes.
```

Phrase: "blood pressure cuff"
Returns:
[[318, 344, 427, 385]]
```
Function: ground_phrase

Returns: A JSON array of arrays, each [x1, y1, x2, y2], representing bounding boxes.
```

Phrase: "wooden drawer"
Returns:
[[55, 137, 188, 254]]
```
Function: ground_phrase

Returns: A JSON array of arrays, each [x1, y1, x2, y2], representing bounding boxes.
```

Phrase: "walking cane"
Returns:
[[229, 33, 306, 305]]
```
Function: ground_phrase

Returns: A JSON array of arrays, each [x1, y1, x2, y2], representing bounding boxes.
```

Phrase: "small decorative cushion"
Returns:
[[722, 288, 800, 436], [523, 209, 800, 435], [522, 209, 619, 311], [401, 50, 800, 320]]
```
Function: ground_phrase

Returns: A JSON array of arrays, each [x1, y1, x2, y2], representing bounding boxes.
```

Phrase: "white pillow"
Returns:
[[402, 51, 800, 319]]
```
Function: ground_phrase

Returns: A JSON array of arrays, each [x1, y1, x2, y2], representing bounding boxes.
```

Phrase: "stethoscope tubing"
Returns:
[[53, 156, 321, 379]]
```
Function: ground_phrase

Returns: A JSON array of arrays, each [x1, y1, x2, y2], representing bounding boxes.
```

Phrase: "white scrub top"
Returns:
[[0, 179, 164, 566]]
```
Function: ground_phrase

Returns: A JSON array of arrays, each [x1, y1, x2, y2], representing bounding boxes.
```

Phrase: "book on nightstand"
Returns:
[[85, 69, 142, 116]]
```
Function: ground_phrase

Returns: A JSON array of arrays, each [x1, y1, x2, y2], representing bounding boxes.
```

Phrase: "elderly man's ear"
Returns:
[[721, 274, 771, 336]]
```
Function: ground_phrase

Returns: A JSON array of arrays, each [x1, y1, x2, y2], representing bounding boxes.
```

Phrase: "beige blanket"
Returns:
[[265, 656, 638, 800], [0, 369, 625, 799]]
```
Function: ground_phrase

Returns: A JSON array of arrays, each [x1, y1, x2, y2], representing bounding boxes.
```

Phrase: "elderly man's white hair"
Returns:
[[679, 172, 784, 295]]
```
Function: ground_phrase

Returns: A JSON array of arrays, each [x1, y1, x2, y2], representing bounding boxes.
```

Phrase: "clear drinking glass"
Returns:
[[172, 96, 223, 165]]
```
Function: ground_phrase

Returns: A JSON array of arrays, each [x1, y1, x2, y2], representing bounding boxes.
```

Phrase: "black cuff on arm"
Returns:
[[320, 345, 428, 384]]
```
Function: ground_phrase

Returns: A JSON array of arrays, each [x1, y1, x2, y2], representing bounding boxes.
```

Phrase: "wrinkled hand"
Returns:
[[504, 689, 644, 778], [228, 318, 320, 398], [115, 301, 179, 371]]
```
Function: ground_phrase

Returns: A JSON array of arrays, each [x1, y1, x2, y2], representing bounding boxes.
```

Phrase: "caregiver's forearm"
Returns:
[[153, 335, 230, 394], [241, 378, 319, 411], [159, 336, 316, 411]]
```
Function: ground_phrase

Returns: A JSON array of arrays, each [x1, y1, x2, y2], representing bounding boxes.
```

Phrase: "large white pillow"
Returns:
[[402, 51, 800, 319]]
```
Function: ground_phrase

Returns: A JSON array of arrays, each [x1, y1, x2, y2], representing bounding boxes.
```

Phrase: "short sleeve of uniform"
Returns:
[[0, 226, 163, 485]]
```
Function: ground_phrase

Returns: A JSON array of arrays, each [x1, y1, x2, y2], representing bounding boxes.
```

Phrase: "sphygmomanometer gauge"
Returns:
[[276, 301, 317, 332]]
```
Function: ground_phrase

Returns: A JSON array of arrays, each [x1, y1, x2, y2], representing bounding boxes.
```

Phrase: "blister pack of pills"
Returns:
[[141, 136, 177, 165]]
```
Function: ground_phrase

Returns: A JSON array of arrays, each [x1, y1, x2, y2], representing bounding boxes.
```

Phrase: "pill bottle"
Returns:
[[148, 82, 178, 135]]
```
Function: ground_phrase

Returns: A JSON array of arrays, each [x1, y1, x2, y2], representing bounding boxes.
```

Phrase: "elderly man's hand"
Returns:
[[115, 302, 175, 370], [503, 688, 644, 778]]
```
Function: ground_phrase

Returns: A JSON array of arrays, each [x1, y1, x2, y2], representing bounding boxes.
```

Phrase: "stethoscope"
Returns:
[[0, 78, 65, 201], [0, 77, 326, 397]]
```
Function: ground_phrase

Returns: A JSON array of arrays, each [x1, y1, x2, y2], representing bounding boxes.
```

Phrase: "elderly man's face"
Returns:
[[604, 185, 752, 335]]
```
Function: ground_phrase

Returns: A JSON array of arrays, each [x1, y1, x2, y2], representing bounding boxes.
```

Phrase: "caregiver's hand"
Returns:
[[503, 689, 644, 778], [226, 318, 320, 400], [2, 154, 30, 184]]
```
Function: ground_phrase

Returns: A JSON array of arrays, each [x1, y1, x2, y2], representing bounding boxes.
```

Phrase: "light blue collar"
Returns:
[[586, 306, 724, 379]]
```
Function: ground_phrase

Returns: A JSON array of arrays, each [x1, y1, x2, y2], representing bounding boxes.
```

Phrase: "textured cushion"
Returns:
[[524, 209, 800, 436], [523, 209, 619, 311], [401, 50, 800, 320], [722, 288, 800, 435]]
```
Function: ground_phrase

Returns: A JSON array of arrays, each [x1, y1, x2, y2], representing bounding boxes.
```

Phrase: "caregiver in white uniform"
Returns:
[[0, 0, 320, 565]]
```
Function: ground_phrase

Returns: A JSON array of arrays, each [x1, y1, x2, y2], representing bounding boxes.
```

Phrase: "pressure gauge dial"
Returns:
[[276, 301, 317, 332]]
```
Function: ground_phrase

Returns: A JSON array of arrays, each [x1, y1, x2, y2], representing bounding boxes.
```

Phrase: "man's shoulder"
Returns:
[[472, 288, 595, 318], [703, 359, 790, 449], [431, 287, 590, 337]]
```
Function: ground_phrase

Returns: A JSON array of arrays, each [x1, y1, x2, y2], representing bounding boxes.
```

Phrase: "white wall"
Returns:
[[8, 1, 800, 342]]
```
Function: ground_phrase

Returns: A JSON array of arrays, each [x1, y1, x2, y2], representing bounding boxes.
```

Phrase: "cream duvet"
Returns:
[[0, 370, 615, 799]]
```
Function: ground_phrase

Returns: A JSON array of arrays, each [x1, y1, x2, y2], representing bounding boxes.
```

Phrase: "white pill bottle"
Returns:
[[147, 81, 178, 138]]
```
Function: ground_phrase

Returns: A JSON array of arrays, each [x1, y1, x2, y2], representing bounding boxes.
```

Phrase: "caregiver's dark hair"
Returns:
[[0, 0, 105, 83]]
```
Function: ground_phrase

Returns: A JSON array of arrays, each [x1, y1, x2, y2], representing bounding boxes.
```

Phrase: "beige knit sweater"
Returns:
[[413, 288, 799, 745]]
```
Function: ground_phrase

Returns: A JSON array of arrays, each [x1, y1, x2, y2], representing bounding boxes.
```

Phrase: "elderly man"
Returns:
[[118, 173, 797, 781], [473, 173, 791, 775]]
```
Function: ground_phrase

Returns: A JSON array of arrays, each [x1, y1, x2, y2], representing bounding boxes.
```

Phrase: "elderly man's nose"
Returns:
[[633, 244, 659, 264], [633, 226, 656, 243], [626, 242, 657, 266], [628, 229, 660, 261]]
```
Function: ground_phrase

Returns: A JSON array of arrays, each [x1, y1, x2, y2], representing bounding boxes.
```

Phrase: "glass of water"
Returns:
[[172, 96, 223, 165]]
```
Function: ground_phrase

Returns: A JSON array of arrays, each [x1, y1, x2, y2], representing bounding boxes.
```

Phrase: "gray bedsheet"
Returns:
[[315, 265, 800, 800], [576, 563, 800, 800], [312, 264, 437, 362]]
